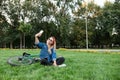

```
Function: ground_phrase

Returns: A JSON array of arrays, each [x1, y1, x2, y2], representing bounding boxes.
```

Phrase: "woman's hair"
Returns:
[[51, 36, 56, 50], [48, 36, 56, 54]]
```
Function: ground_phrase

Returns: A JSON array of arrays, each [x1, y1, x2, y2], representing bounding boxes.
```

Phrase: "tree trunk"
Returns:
[[20, 33, 22, 49], [3, 43, 6, 48], [10, 41, 13, 49], [23, 33, 25, 49]]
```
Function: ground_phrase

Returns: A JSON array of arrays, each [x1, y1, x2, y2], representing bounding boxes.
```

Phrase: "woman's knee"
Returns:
[[56, 56, 65, 65]]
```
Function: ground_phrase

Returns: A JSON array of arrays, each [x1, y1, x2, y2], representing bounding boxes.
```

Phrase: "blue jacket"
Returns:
[[36, 42, 56, 62]]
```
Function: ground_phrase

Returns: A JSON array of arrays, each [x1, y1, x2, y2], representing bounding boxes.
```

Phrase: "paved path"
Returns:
[[69, 49, 120, 52]]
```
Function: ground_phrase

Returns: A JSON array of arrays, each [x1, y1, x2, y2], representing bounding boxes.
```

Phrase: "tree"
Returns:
[[53, 0, 76, 47], [72, 0, 101, 48], [18, 22, 32, 48], [0, 12, 10, 48], [70, 19, 86, 48], [90, 1, 120, 48]]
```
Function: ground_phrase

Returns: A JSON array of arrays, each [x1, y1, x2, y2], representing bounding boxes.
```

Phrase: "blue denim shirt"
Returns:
[[36, 42, 56, 62]]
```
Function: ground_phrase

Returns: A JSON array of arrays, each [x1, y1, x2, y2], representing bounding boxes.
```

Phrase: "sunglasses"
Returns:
[[48, 38, 53, 42]]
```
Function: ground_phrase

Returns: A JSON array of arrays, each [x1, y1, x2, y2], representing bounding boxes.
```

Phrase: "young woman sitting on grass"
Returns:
[[35, 30, 65, 66]]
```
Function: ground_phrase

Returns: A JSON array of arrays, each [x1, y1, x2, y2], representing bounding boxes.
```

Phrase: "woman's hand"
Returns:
[[53, 60, 57, 66]]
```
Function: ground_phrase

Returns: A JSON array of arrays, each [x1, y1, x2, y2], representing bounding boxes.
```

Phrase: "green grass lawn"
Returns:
[[0, 49, 120, 80]]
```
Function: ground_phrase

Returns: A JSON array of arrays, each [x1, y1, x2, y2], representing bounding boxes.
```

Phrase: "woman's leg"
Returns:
[[40, 58, 52, 66], [56, 57, 65, 65]]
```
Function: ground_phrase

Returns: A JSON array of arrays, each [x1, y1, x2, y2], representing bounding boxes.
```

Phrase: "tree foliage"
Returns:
[[0, 0, 120, 49]]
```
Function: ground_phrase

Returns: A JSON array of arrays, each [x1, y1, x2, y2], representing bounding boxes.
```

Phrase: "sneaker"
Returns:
[[58, 64, 66, 67]]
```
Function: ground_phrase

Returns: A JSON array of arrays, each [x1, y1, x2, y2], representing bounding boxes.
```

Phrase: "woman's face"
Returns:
[[47, 37, 54, 46]]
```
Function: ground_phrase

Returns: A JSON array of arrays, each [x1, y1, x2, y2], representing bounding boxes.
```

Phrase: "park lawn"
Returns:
[[0, 49, 120, 80]]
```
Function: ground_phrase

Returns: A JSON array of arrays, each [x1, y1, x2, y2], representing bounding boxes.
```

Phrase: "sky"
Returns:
[[94, 0, 115, 7], [84, 0, 115, 7]]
